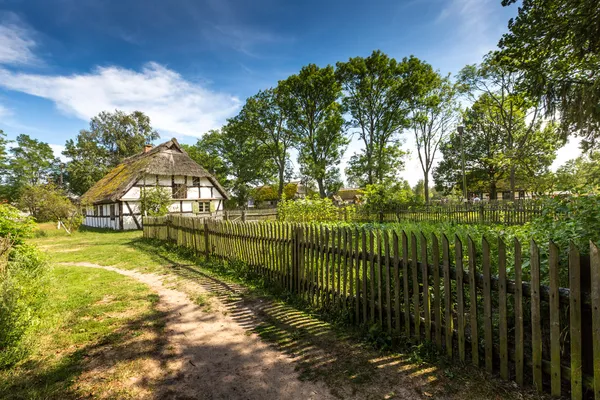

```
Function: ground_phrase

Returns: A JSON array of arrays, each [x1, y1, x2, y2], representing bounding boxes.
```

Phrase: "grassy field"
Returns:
[[0, 262, 165, 399]]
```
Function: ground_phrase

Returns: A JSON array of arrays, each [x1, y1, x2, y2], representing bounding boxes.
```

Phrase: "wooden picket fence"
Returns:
[[143, 215, 600, 399], [353, 202, 543, 225]]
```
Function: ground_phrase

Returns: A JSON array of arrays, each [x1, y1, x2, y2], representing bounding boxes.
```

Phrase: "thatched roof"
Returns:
[[81, 138, 229, 204], [336, 188, 364, 200]]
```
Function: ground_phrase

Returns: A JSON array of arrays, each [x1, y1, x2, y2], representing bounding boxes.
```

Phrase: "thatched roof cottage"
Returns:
[[81, 138, 228, 230]]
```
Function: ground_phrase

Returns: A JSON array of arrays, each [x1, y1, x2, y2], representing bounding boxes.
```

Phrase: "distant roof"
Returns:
[[81, 138, 229, 204], [336, 188, 364, 200]]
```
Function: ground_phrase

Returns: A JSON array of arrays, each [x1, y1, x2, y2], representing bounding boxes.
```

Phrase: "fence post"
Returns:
[[242, 210, 247, 222], [292, 225, 299, 293], [204, 219, 210, 261]]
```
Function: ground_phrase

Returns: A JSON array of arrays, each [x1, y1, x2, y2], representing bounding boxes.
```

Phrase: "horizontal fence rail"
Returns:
[[143, 215, 600, 399]]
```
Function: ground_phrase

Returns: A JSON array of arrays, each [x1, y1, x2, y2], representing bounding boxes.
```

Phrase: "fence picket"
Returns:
[[468, 236, 479, 367], [455, 236, 465, 362], [570, 243, 582, 400], [411, 233, 420, 339], [403, 231, 410, 338], [514, 239, 524, 385], [422, 233, 431, 341], [432, 234, 442, 350], [530, 240, 543, 392], [393, 231, 401, 334], [591, 241, 600, 399], [442, 234, 452, 357], [385, 230, 392, 333], [482, 237, 493, 374], [498, 238, 508, 380], [549, 242, 561, 397]]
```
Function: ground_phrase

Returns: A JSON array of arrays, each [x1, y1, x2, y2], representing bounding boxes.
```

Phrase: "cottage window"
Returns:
[[192, 176, 200, 186], [172, 183, 187, 199], [100, 205, 104, 217], [198, 201, 211, 213], [110, 204, 115, 220]]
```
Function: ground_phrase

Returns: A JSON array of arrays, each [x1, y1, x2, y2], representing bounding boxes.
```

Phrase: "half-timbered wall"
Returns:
[[83, 174, 225, 230]]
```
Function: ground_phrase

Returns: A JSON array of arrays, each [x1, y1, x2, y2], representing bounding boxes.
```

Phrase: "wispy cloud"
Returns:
[[432, 0, 507, 71], [0, 62, 241, 137], [0, 12, 39, 66], [0, 103, 12, 118]]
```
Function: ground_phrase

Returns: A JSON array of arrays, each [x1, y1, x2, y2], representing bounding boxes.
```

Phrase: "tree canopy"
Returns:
[[497, 0, 600, 149], [279, 64, 348, 197], [336, 51, 413, 187], [63, 110, 159, 195]]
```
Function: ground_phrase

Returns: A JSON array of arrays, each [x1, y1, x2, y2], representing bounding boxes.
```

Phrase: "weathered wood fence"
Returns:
[[143, 215, 600, 399]]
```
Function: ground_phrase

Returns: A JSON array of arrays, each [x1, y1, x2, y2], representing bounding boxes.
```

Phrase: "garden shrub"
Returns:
[[0, 205, 48, 368], [278, 194, 342, 223]]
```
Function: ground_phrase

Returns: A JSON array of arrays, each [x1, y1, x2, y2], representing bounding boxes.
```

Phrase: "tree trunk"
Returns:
[[317, 178, 326, 198], [278, 167, 285, 198], [490, 181, 497, 202], [510, 165, 516, 201], [424, 175, 430, 204]]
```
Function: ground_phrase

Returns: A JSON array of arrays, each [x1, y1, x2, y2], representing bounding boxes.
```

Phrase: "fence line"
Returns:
[[143, 215, 600, 399], [352, 202, 543, 225]]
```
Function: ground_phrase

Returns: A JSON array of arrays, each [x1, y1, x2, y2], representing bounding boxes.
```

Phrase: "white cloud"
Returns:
[[0, 62, 241, 137], [551, 137, 582, 171], [0, 13, 39, 66], [49, 144, 68, 162]]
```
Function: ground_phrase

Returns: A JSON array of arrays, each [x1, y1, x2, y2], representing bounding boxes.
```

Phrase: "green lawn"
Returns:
[[0, 261, 165, 399]]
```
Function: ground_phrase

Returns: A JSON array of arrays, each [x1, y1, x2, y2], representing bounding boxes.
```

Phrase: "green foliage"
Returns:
[[336, 51, 416, 186], [0, 243, 48, 368], [279, 64, 348, 197], [18, 184, 82, 230], [360, 181, 419, 212], [497, 0, 600, 149], [63, 110, 159, 195], [435, 60, 564, 197], [139, 186, 171, 217], [251, 183, 298, 203], [243, 88, 296, 196], [0, 204, 36, 245], [3, 135, 58, 202], [278, 194, 341, 223]]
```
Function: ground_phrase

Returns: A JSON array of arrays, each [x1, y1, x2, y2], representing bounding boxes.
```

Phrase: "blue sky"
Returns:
[[0, 0, 580, 185]]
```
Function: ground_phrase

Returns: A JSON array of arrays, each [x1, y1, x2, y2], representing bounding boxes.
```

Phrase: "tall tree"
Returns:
[[63, 110, 159, 195], [279, 64, 348, 197], [458, 58, 562, 199], [497, 0, 600, 149], [336, 51, 414, 186], [408, 71, 458, 203], [206, 120, 274, 207], [434, 93, 562, 198], [0, 130, 7, 172], [4, 134, 58, 201], [242, 88, 295, 197]]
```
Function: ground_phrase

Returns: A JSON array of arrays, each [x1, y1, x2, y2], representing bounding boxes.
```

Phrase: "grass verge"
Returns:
[[0, 264, 166, 399]]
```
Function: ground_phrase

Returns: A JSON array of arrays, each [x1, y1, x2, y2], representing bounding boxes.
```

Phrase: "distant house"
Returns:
[[332, 188, 363, 205], [81, 138, 228, 230], [248, 180, 308, 208]]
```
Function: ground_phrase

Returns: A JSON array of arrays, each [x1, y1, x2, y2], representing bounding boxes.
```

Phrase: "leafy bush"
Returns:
[[0, 204, 36, 245], [0, 244, 48, 368], [139, 186, 171, 217], [278, 194, 341, 222], [18, 185, 83, 231]]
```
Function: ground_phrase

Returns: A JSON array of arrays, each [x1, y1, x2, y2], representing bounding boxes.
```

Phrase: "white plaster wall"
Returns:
[[200, 187, 212, 199], [188, 187, 199, 199]]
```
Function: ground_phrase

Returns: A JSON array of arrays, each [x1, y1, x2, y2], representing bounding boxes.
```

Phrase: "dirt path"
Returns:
[[68, 262, 334, 400]]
